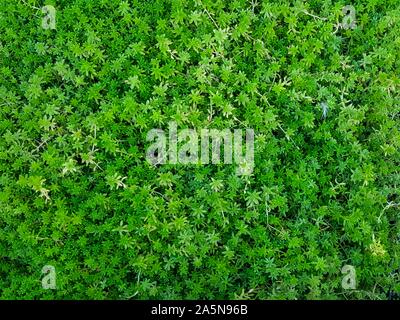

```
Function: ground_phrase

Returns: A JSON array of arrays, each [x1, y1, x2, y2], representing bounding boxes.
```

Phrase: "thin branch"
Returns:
[[200, 1, 220, 29], [20, 0, 41, 10], [277, 123, 300, 150], [378, 201, 400, 223], [301, 10, 327, 21]]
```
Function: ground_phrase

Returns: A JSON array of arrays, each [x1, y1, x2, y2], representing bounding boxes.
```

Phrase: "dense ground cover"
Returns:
[[0, 0, 399, 299]]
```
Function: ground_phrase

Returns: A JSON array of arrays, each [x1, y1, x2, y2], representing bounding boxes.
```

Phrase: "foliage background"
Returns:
[[0, 0, 399, 299]]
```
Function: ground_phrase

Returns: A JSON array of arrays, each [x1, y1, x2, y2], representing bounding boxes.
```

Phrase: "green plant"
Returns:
[[0, 0, 399, 300]]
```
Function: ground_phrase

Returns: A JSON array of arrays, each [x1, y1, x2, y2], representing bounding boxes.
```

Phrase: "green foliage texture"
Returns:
[[0, 0, 399, 299]]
